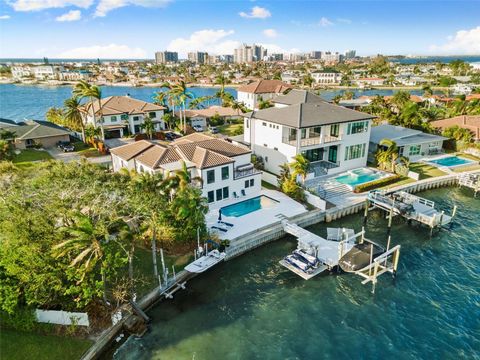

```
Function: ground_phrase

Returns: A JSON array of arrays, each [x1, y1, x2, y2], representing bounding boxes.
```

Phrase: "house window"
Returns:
[[207, 191, 215, 203], [310, 126, 321, 137], [245, 180, 250, 188], [222, 187, 229, 199], [344, 143, 366, 160], [111, 115, 117, 122], [133, 116, 140, 121], [347, 121, 368, 135], [249, 179, 254, 187], [301, 129, 307, 139], [330, 124, 340, 137], [302, 148, 324, 162], [409, 144, 421, 156], [246, 119, 249, 128], [207, 169, 215, 184], [149, 112, 156, 118], [221, 166, 229, 180], [262, 122, 267, 126], [216, 188, 223, 201]]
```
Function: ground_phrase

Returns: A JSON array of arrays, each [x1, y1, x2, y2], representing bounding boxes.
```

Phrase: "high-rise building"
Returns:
[[344, 50, 356, 59], [310, 51, 323, 60], [155, 51, 178, 64], [234, 44, 266, 63], [187, 51, 208, 64], [321, 51, 342, 63], [269, 53, 283, 61]]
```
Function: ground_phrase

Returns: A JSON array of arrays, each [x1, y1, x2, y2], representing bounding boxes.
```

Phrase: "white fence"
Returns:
[[35, 309, 90, 327], [261, 171, 279, 187], [407, 171, 420, 180], [305, 190, 327, 210]]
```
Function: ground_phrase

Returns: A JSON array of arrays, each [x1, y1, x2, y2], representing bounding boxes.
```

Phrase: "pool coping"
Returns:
[[424, 154, 476, 169], [220, 194, 280, 217]]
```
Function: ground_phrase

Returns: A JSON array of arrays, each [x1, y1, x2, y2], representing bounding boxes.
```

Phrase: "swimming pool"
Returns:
[[221, 195, 279, 217], [428, 156, 474, 167], [334, 168, 386, 188]]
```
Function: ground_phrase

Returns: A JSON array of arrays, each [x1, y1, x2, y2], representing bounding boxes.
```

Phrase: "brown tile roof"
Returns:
[[135, 145, 182, 169], [173, 133, 213, 144], [81, 96, 165, 116], [176, 106, 243, 118], [431, 115, 480, 140], [174, 138, 250, 160], [110, 140, 155, 160], [191, 147, 234, 169], [237, 80, 291, 94]]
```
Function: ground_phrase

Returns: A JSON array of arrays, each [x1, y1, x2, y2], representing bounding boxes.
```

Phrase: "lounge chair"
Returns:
[[233, 191, 239, 198], [241, 189, 246, 197], [218, 221, 234, 227], [211, 226, 228, 233]]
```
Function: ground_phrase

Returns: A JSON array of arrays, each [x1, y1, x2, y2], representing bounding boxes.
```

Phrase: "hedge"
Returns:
[[354, 175, 401, 193]]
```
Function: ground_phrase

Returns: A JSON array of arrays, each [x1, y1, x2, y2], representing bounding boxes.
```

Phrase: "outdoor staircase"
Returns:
[[311, 183, 352, 201]]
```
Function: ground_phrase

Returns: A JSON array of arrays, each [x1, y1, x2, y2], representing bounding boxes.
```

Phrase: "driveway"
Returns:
[[46, 147, 81, 162], [104, 138, 135, 149]]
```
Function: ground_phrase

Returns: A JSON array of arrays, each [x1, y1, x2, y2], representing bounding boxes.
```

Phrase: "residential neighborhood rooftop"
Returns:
[[81, 95, 165, 116], [370, 124, 447, 146], [237, 79, 291, 94], [272, 89, 326, 105], [0, 120, 70, 140]]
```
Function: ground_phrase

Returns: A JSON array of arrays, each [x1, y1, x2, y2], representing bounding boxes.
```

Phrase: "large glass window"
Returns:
[[347, 121, 369, 135], [207, 191, 215, 203], [330, 124, 340, 137], [309, 126, 321, 137], [149, 111, 156, 118], [301, 129, 307, 139], [344, 143, 366, 160], [302, 148, 324, 162], [245, 180, 250, 188], [221, 166, 229, 180], [216, 188, 223, 201], [111, 115, 117, 122], [409, 144, 421, 156], [207, 169, 215, 184], [222, 187, 229, 199]]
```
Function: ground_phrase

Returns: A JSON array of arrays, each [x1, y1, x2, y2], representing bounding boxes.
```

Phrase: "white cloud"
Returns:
[[56, 9, 81, 21], [57, 43, 147, 59], [429, 26, 480, 55], [239, 6, 271, 19], [258, 43, 300, 55], [94, 0, 171, 17], [167, 29, 240, 56], [337, 18, 351, 24], [318, 17, 333, 27], [263, 29, 277, 38], [7, 0, 93, 11], [0, 15, 11, 20]]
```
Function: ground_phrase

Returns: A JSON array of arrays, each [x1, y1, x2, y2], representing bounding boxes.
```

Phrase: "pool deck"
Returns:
[[206, 189, 308, 241], [421, 154, 477, 173]]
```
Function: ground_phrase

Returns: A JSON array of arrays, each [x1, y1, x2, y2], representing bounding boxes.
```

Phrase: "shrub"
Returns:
[[354, 175, 401, 193], [209, 114, 225, 126], [0, 308, 37, 332]]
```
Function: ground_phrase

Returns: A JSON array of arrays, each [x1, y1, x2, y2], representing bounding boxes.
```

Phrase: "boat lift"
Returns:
[[367, 190, 456, 235], [458, 172, 480, 197]]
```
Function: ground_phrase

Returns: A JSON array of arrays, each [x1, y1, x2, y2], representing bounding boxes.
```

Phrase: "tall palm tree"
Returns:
[[215, 73, 228, 100], [171, 81, 194, 133], [53, 212, 111, 303], [140, 115, 155, 139], [64, 97, 86, 141], [290, 154, 310, 183], [73, 80, 104, 140]]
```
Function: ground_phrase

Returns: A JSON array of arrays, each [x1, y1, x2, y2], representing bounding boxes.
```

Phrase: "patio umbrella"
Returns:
[[218, 209, 222, 222]]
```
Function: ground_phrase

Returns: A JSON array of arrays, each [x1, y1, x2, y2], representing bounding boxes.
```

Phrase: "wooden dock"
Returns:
[[458, 172, 480, 197]]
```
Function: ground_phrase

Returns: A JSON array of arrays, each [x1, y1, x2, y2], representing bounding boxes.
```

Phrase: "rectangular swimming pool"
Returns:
[[334, 168, 386, 188], [429, 156, 474, 167], [221, 195, 279, 217]]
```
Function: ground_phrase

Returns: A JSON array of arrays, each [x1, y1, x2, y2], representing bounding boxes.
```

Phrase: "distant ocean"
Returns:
[[390, 55, 480, 64]]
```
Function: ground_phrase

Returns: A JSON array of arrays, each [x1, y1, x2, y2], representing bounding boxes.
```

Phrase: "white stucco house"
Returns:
[[311, 71, 343, 85], [237, 80, 291, 110], [80, 95, 166, 139], [369, 124, 447, 161], [243, 90, 376, 177], [110, 133, 261, 204]]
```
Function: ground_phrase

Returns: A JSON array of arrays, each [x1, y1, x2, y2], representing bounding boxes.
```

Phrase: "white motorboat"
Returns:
[[185, 249, 226, 273]]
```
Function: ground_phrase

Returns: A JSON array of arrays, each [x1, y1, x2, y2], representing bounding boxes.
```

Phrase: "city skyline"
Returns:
[[0, 0, 479, 59]]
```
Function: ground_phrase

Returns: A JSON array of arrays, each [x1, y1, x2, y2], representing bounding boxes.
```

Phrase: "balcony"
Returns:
[[323, 134, 342, 143], [282, 135, 342, 147], [234, 165, 261, 180], [309, 160, 340, 177]]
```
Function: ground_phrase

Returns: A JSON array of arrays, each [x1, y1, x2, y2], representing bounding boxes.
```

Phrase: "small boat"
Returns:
[[285, 254, 310, 272], [338, 243, 385, 273], [185, 249, 226, 273], [293, 249, 318, 267]]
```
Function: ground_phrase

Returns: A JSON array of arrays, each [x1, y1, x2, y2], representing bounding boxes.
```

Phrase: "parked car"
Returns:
[[62, 144, 75, 152], [57, 141, 70, 149], [210, 126, 219, 134], [165, 132, 182, 141], [192, 125, 204, 132]]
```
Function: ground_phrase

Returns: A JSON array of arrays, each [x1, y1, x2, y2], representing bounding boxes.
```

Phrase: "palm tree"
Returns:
[[172, 81, 195, 133], [290, 154, 310, 183], [64, 97, 86, 141], [46, 107, 66, 127], [53, 212, 111, 303], [377, 139, 398, 171], [215, 73, 228, 99], [73, 80, 104, 140], [141, 115, 155, 139]]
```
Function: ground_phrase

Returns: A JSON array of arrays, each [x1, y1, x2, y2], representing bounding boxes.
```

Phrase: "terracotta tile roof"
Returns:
[[110, 140, 155, 161], [174, 138, 250, 160], [466, 94, 480, 101], [176, 106, 243, 118], [191, 147, 234, 169], [81, 96, 165, 117], [431, 115, 480, 140], [173, 133, 213, 144], [237, 80, 291, 94], [135, 145, 182, 169]]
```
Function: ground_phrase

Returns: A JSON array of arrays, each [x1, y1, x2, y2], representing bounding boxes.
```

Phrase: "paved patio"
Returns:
[[206, 189, 308, 241]]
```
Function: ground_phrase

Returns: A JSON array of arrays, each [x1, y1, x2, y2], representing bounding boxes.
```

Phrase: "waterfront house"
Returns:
[[369, 124, 447, 161], [176, 106, 244, 130], [80, 95, 166, 139], [0, 120, 70, 149], [311, 70, 343, 85], [431, 115, 480, 142], [237, 80, 291, 110], [110, 133, 261, 204], [244, 90, 376, 177]]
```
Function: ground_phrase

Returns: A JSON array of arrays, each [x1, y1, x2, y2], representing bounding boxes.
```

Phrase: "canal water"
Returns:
[[0, 83, 435, 122], [114, 187, 480, 359]]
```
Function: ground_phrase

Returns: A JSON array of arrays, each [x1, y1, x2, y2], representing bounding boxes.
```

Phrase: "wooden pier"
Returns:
[[458, 172, 480, 197]]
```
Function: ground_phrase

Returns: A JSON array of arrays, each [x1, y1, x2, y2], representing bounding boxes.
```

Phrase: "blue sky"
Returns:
[[0, 0, 479, 59]]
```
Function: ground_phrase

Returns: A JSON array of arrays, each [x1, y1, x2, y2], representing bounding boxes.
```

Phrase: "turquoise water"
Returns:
[[113, 187, 480, 360], [0, 84, 439, 121], [221, 195, 278, 217], [429, 156, 474, 167], [335, 168, 384, 187]]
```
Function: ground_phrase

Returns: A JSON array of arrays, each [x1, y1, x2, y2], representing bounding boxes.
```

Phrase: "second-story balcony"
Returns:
[[234, 164, 261, 180], [282, 134, 343, 147]]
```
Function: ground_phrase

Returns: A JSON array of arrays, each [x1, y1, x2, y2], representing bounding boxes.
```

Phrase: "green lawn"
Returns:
[[261, 180, 278, 190], [409, 162, 447, 179], [12, 149, 53, 163], [457, 152, 480, 161], [379, 176, 416, 190], [76, 148, 103, 158], [0, 329, 92, 360], [218, 123, 244, 136]]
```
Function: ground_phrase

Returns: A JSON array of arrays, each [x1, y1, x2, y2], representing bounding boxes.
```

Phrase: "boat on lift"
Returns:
[[185, 249, 226, 273]]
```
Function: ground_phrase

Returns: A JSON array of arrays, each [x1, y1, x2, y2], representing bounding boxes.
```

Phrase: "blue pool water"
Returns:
[[335, 168, 385, 187], [429, 156, 474, 167], [221, 196, 278, 217]]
